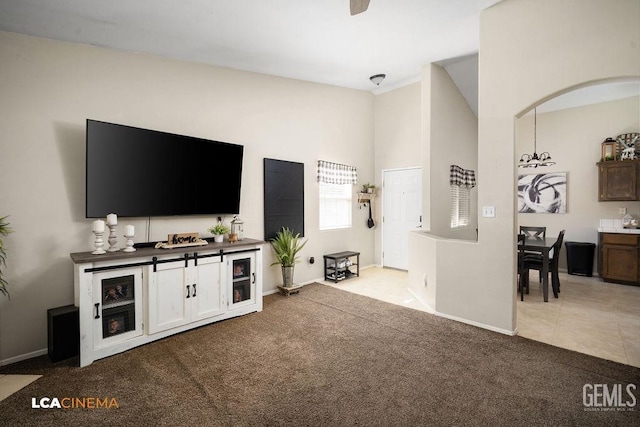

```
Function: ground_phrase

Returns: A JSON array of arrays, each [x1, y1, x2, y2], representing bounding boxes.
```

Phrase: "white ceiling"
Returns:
[[1, 0, 637, 116], [0, 0, 500, 96]]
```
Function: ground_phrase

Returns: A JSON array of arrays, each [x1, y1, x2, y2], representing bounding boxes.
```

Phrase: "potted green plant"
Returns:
[[0, 216, 12, 299], [362, 183, 376, 194], [270, 227, 307, 288], [208, 222, 229, 243]]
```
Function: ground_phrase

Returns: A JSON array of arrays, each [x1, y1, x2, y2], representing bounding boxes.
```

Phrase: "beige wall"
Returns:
[[516, 96, 640, 272], [410, 0, 639, 333], [425, 63, 478, 239], [0, 31, 375, 363], [2, 0, 638, 364], [430, 0, 639, 332], [373, 82, 422, 264]]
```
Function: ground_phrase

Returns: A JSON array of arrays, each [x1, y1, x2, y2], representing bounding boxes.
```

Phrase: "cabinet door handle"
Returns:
[[94, 303, 100, 319], [252, 272, 255, 284], [186, 284, 191, 298], [192, 283, 197, 297]]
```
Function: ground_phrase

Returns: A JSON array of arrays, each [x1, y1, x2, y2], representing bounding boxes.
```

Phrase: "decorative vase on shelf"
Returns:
[[213, 234, 224, 243]]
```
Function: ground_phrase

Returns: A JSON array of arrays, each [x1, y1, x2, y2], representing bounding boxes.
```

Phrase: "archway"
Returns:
[[514, 79, 640, 365]]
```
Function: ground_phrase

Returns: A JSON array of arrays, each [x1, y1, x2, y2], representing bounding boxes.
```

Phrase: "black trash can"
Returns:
[[565, 242, 595, 277]]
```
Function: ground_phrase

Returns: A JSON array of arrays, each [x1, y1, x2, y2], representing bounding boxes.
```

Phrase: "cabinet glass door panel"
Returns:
[[102, 303, 136, 339], [92, 268, 143, 348], [229, 255, 255, 309]]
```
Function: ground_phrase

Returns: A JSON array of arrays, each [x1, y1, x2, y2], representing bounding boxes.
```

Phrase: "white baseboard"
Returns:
[[433, 310, 517, 336], [0, 348, 47, 367], [406, 288, 435, 314]]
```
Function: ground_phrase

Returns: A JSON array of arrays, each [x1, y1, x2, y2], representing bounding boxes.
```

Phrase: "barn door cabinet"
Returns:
[[597, 159, 640, 201], [72, 239, 264, 367], [146, 255, 225, 334]]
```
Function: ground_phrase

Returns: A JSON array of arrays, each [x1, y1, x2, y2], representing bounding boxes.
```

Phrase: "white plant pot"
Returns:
[[213, 234, 224, 243]]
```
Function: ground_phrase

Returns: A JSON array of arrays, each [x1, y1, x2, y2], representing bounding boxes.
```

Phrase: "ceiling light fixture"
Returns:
[[370, 74, 386, 86], [518, 108, 555, 168]]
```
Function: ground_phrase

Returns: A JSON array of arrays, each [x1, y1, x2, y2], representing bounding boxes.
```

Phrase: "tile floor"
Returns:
[[0, 374, 41, 402], [320, 266, 640, 368]]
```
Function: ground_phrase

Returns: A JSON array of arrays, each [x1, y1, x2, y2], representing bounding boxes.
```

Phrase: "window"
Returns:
[[449, 164, 475, 229], [450, 185, 470, 228], [319, 182, 352, 230], [317, 160, 357, 231]]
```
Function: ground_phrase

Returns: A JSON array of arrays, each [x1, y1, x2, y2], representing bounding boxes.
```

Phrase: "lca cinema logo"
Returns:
[[31, 396, 119, 409], [583, 383, 637, 411]]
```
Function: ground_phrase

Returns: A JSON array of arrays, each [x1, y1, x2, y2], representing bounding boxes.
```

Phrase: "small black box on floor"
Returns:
[[47, 305, 79, 363]]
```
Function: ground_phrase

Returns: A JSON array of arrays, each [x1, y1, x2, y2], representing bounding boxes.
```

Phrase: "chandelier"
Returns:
[[518, 108, 555, 168]]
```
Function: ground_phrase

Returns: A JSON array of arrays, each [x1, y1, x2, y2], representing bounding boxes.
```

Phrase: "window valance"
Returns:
[[450, 165, 476, 188], [317, 160, 357, 185]]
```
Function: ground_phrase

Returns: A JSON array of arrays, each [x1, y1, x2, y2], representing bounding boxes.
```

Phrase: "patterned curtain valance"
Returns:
[[317, 160, 358, 185], [450, 165, 476, 188]]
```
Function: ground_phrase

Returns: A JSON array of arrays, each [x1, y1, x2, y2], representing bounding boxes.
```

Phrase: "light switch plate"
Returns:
[[482, 206, 496, 217]]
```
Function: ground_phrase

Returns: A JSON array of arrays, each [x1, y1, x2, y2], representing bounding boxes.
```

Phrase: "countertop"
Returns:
[[597, 227, 640, 234], [598, 218, 640, 234]]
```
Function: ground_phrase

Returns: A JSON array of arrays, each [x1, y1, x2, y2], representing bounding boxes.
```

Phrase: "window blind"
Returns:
[[319, 182, 352, 230], [450, 185, 470, 228], [449, 164, 475, 229], [317, 160, 356, 230]]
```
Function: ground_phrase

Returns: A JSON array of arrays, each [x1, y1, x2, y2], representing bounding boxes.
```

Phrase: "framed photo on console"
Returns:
[[102, 303, 135, 338], [102, 275, 134, 305]]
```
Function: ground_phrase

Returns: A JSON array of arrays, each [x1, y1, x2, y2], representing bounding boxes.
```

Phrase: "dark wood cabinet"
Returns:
[[598, 233, 640, 285], [597, 159, 640, 201]]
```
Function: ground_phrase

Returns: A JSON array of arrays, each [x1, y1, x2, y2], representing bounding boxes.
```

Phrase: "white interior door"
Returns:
[[382, 168, 422, 270]]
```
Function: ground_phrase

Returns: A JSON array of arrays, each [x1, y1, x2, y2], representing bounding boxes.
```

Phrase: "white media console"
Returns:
[[71, 238, 264, 367]]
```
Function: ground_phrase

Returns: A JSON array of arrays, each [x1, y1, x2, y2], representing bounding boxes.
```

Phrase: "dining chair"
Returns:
[[521, 229, 565, 299], [519, 226, 547, 282], [517, 234, 527, 301], [519, 226, 546, 239]]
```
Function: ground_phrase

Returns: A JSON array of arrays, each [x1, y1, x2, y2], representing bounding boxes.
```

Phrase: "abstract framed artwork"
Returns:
[[518, 172, 567, 214]]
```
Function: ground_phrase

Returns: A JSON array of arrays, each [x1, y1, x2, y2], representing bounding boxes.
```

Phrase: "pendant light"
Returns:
[[518, 108, 555, 168]]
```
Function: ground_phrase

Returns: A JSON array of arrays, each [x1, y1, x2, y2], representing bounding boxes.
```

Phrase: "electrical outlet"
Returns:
[[619, 207, 627, 215]]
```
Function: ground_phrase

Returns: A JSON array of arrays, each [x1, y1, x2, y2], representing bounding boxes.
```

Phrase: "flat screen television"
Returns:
[[86, 119, 244, 218]]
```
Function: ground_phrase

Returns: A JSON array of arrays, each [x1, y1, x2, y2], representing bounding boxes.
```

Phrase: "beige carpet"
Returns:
[[0, 283, 638, 426]]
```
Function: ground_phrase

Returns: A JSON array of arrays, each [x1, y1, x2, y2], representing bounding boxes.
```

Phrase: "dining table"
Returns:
[[518, 236, 556, 302]]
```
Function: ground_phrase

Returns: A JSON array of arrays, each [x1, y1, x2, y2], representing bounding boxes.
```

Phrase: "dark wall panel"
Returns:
[[264, 158, 304, 240]]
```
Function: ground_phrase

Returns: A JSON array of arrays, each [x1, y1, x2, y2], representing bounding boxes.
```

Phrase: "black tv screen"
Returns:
[[86, 120, 243, 218]]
